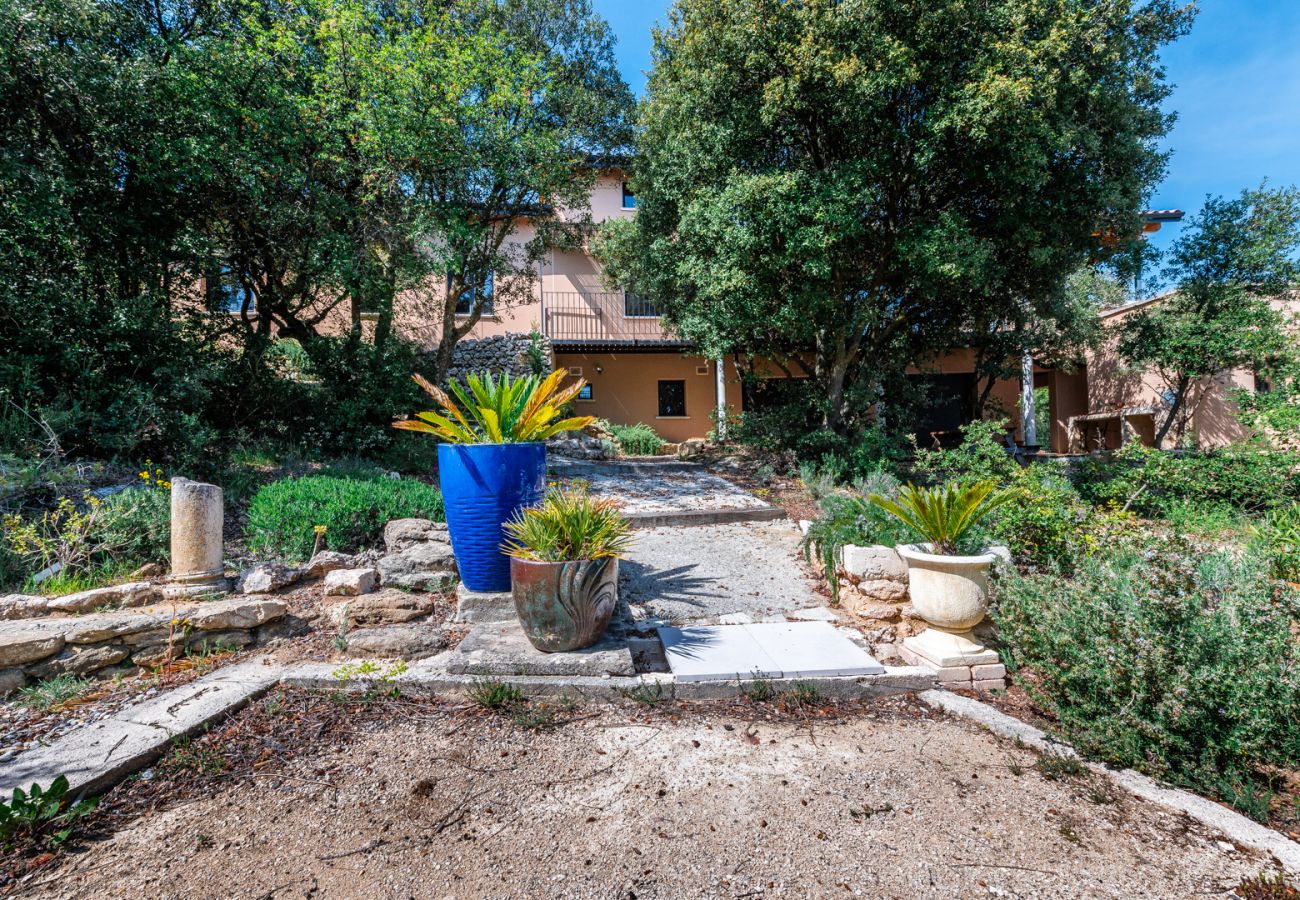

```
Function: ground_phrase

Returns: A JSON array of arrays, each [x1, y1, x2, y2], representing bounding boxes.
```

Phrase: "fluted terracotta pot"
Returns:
[[510, 557, 619, 652]]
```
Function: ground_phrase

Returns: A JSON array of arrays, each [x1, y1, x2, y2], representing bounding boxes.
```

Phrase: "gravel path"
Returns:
[[32, 693, 1279, 899], [621, 521, 823, 623], [552, 460, 771, 515]]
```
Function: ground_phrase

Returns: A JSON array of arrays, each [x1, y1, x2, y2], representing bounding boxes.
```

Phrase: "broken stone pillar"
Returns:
[[167, 478, 228, 596]]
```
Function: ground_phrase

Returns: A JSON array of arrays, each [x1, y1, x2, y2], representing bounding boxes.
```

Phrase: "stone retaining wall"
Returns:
[[0, 597, 291, 696], [444, 332, 552, 383], [833, 544, 921, 642]]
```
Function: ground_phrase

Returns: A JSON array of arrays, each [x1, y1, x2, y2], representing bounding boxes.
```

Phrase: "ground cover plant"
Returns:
[[245, 473, 444, 562], [991, 537, 1300, 821], [606, 421, 665, 456]]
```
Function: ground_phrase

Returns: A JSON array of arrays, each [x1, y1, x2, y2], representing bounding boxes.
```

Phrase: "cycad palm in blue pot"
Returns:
[[394, 370, 592, 592]]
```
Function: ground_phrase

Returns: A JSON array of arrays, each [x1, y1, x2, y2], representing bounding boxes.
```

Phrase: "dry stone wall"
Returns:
[[444, 332, 552, 383]]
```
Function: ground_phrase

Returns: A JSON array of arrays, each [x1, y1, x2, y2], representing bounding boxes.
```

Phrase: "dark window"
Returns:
[[450, 271, 494, 316], [621, 182, 636, 209], [577, 384, 593, 401], [623, 292, 659, 317], [211, 266, 254, 313], [658, 380, 686, 417]]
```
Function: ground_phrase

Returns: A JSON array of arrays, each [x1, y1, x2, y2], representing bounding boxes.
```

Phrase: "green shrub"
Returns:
[[1251, 503, 1300, 582], [607, 421, 665, 456], [909, 418, 1019, 485], [1073, 443, 1300, 515], [991, 539, 1300, 817], [986, 466, 1091, 569], [245, 474, 444, 562], [802, 490, 912, 603], [96, 487, 170, 566]]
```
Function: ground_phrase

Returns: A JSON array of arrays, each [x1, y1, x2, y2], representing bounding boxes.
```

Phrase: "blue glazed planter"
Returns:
[[437, 442, 546, 593]]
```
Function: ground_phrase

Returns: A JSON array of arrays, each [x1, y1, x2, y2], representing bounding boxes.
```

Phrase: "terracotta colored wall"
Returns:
[[554, 351, 742, 443]]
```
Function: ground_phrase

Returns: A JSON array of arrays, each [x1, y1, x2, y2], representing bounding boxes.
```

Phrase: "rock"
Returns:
[[187, 597, 287, 631], [27, 644, 130, 678], [383, 518, 449, 554], [841, 545, 908, 582], [188, 630, 253, 653], [854, 603, 901, 622], [547, 430, 608, 460], [0, 668, 25, 697], [302, 550, 357, 579], [343, 624, 448, 660], [64, 610, 173, 644], [852, 578, 908, 604], [254, 615, 312, 642], [0, 629, 65, 667], [377, 542, 458, 592], [0, 594, 48, 621], [677, 437, 707, 459], [333, 590, 435, 627], [130, 562, 164, 579], [46, 582, 161, 614], [323, 568, 377, 597], [237, 563, 300, 594], [130, 644, 180, 668], [900, 603, 924, 621]]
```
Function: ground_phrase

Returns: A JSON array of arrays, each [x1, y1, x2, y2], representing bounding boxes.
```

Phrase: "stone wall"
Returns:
[[0, 597, 290, 695], [829, 544, 923, 643], [444, 332, 552, 383]]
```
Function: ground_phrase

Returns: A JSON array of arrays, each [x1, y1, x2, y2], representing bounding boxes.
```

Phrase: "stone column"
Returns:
[[1020, 352, 1037, 448], [714, 358, 728, 441], [167, 478, 228, 596]]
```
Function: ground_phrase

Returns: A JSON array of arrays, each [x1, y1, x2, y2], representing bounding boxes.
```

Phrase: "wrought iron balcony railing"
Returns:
[[541, 291, 681, 345]]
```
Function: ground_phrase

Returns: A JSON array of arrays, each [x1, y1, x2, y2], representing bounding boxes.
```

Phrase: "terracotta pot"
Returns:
[[896, 543, 997, 634], [510, 557, 619, 652]]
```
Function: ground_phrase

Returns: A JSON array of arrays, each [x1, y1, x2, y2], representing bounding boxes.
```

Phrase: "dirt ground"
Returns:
[[12, 690, 1286, 899]]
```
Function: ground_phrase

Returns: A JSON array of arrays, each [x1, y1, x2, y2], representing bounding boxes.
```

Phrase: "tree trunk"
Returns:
[[1153, 374, 1191, 449]]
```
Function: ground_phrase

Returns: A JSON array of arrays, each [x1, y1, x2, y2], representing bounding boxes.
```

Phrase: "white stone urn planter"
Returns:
[[897, 543, 1000, 668]]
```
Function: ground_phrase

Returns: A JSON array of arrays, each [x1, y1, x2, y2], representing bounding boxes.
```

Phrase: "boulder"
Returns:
[[187, 597, 288, 631], [377, 542, 458, 592], [0, 594, 48, 621], [64, 610, 174, 644], [301, 550, 357, 579], [28, 644, 130, 678], [332, 590, 435, 627], [0, 668, 25, 697], [129, 562, 165, 579], [0, 628, 65, 667], [323, 568, 377, 597], [46, 581, 161, 614], [383, 518, 449, 554], [841, 545, 908, 583], [237, 563, 300, 594], [344, 623, 449, 660], [677, 437, 707, 459]]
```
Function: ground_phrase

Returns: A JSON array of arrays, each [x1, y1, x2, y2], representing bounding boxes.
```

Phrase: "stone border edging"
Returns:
[[624, 506, 787, 529], [919, 688, 1300, 878]]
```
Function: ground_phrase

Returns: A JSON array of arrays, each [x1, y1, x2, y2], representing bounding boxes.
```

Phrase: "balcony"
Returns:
[[541, 291, 685, 347]]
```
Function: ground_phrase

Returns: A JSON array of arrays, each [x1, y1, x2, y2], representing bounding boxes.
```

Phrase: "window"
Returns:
[[577, 384, 593, 401], [211, 266, 254, 314], [623, 292, 659, 318], [450, 271, 494, 316], [658, 380, 686, 417], [621, 181, 636, 209]]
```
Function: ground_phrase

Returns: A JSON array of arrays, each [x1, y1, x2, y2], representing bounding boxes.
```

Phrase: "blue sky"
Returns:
[[591, 0, 1300, 256]]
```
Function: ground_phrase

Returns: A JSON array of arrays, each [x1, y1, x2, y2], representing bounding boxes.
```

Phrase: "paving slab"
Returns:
[[659, 622, 884, 683], [0, 658, 279, 797], [445, 622, 635, 677]]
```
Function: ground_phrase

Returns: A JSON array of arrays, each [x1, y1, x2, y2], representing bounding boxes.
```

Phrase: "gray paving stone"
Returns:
[[446, 622, 634, 677], [659, 622, 884, 683]]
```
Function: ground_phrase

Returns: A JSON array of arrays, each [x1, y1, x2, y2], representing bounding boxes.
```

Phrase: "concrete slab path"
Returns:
[[620, 520, 822, 623]]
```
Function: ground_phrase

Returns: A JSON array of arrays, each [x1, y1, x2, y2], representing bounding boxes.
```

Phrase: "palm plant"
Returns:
[[502, 488, 633, 562], [393, 369, 593, 444], [868, 480, 1019, 555]]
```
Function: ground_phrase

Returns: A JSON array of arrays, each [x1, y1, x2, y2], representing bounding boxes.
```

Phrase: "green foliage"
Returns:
[[985, 466, 1091, 569], [502, 488, 633, 562], [394, 370, 592, 444], [16, 674, 95, 710], [910, 419, 1020, 486], [97, 487, 171, 567], [246, 474, 443, 562], [0, 775, 99, 852], [600, 0, 1189, 433], [991, 541, 1300, 817], [801, 490, 911, 603], [607, 422, 665, 456], [1119, 185, 1300, 447], [1250, 504, 1300, 582], [1072, 443, 1300, 515], [868, 481, 1019, 556], [467, 679, 524, 710]]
